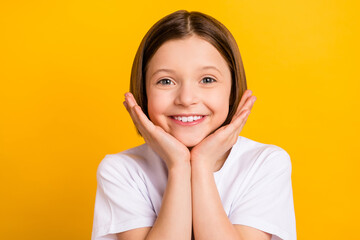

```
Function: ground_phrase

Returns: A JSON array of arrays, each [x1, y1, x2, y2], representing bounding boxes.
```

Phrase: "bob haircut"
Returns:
[[130, 10, 247, 135]]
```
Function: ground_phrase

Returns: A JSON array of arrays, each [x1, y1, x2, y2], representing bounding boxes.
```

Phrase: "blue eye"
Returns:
[[201, 77, 216, 84], [157, 79, 174, 85]]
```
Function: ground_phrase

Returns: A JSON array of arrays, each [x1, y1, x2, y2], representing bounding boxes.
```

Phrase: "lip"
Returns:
[[169, 115, 206, 126]]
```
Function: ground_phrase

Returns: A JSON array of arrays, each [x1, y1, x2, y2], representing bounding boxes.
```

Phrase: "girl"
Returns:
[[91, 10, 296, 240]]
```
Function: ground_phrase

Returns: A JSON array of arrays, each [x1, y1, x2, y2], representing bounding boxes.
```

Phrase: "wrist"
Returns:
[[168, 161, 191, 174], [191, 159, 213, 174]]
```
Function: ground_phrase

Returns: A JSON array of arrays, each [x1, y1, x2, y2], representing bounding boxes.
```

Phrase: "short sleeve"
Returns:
[[91, 155, 156, 240], [229, 149, 297, 240]]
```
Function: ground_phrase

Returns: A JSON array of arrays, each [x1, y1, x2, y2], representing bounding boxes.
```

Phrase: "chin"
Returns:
[[175, 134, 205, 148]]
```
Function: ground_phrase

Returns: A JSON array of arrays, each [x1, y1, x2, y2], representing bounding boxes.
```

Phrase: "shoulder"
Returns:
[[228, 137, 296, 240], [234, 136, 292, 173], [96, 143, 163, 181]]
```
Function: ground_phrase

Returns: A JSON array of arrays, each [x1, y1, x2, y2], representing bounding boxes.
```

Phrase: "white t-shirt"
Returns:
[[91, 136, 297, 240]]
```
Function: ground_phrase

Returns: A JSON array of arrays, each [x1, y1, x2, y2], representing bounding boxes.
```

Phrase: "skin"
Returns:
[[145, 35, 232, 150], [119, 35, 271, 240]]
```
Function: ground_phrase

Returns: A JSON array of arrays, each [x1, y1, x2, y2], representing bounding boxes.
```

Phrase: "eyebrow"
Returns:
[[150, 66, 223, 78]]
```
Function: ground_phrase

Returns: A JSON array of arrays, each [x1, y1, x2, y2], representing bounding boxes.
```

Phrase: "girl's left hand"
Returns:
[[190, 90, 256, 172]]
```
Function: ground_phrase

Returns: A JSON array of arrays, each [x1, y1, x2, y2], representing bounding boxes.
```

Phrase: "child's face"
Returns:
[[145, 35, 232, 147]]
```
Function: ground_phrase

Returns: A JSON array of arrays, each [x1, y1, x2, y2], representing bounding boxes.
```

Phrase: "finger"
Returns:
[[202, 109, 250, 154], [133, 105, 156, 133], [128, 106, 145, 134], [234, 90, 253, 116], [124, 93, 145, 128], [123, 101, 129, 112], [228, 109, 250, 133], [236, 109, 251, 129], [123, 96, 157, 138], [123, 93, 147, 134], [124, 92, 138, 108], [210, 111, 249, 148], [231, 96, 256, 124], [233, 94, 254, 121], [242, 96, 256, 112]]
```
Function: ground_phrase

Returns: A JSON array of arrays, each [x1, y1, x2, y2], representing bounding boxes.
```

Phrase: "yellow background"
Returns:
[[1, 0, 359, 239]]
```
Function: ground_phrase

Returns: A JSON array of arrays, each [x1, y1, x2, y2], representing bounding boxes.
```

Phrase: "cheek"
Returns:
[[214, 100, 230, 122], [147, 98, 160, 122], [147, 92, 168, 124], [208, 88, 231, 121]]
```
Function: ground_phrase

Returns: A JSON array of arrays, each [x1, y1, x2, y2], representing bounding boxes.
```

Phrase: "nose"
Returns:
[[174, 83, 199, 107]]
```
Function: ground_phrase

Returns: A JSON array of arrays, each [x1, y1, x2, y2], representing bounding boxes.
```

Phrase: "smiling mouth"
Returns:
[[170, 115, 206, 126], [172, 115, 204, 123]]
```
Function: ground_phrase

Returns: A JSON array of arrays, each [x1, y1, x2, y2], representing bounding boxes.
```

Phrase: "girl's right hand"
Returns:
[[123, 92, 190, 170]]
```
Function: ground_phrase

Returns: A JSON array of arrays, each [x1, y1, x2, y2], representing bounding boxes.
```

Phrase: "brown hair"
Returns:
[[130, 10, 247, 134]]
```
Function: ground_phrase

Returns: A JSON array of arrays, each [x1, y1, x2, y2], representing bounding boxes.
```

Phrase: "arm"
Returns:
[[145, 164, 192, 240], [117, 164, 191, 240], [117, 93, 192, 240], [191, 90, 270, 240], [191, 161, 271, 240], [191, 159, 238, 239]]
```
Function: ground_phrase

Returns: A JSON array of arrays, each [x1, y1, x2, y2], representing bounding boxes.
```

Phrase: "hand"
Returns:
[[190, 90, 256, 172], [123, 92, 191, 170]]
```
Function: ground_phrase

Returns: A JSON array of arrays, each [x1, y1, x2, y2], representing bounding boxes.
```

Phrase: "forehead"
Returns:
[[146, 35, 230, 77]]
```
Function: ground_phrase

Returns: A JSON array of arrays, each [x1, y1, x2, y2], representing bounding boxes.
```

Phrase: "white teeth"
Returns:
[[174, 116, 203, 123]]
